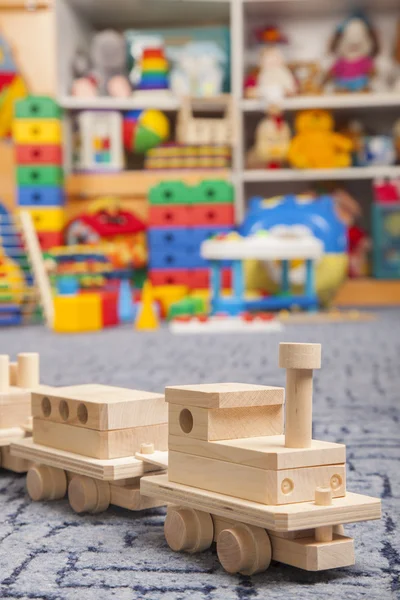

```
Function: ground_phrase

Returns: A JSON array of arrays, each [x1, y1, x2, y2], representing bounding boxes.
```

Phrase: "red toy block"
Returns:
[[100, 290, 119, 327], [0, 72, 15, 92], [149, 205, 191, 227], [188, 268, 232, 289], [189, 204, 235, 226], [149, 269, 190, 286], [15, 144, 63, 165], [36, 231, 64, 250]]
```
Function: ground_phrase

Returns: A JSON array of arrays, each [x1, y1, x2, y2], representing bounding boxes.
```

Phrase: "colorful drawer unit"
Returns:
[[17, 166, 64, 187], [372, 203, 400, 279], [148, 227, 191, 250], [191, 180, 234, 204], [18, 186, 65, 207], [36, 231, 64, 251], [15, 96, 62, 120], [13, 119, 62, 145], [20, 207, 65, 232]]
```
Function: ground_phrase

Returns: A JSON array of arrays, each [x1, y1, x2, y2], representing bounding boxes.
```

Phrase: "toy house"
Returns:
[[140, 342, 381, 575], [11, 383, 168, 513]]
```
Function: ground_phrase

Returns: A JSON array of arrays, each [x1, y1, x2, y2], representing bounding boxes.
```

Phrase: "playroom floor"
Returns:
[[0, 310, 399, 600]]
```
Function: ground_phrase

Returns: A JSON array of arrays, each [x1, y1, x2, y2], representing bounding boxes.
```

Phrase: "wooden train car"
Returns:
[[11, 384, 168, 513], [139, 342, 382, 574], [0, 352, 42, 473]]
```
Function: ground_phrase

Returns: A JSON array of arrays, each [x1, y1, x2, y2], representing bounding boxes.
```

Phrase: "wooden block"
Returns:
[[269, 533, 355, 571], [32, 418, 168, 459], [165, 383, 284, 409], [0, 387, 31, 406], [11, 438, 162, 481], [0, 355, 9, 392], [0, 444, 30, 473], [135, 450, 169, 469], [279, 343, 322, 370], [141, 474, 382, 533], [31, 384, 167, 430], [0, 427, 26, 447], [168, 451, 346, 505], [0, 401, 31, 429], [168, 403, 283, 441], [109, 481, 164, 510], [168, 434, 346, 470]]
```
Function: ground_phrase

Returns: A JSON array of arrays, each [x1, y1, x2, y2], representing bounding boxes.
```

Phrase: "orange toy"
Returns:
[[288, 110, 353, 169]]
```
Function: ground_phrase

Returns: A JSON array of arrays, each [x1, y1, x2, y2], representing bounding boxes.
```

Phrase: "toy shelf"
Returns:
[[242, 93, 400, 112], [242, 166, 400, 183], [59, 95, 231, 111], [333, 278, 400, 306]]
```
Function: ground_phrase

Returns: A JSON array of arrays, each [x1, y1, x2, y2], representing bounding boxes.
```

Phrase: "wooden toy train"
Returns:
[[5, 343, 381, 575]]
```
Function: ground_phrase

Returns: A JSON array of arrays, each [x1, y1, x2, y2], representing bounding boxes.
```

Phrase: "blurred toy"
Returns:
[[135, 281, 159, 330], [356, 135, 395, 167], [72, 30, 131, 98], [246, 106, 291, 169], [118, 279, 135, 323], [340, 119, 365, 165], [176, 96, 235, 146], [145, 143, 231, 170], [288, 110, 353, 169], [134, 46, 170, 94], [327, 13, 378, 92], [256, 46, 297, 103], [289, 61, 322, 95], [240, 194, 348, 305], [123, 109, 169, 153], [65, 197, 147, 269], [393, 119, 400, 164], [78, 111, 124, 171], [169, 42, 225, 98], [373, 177, 400, 204], [0, 35, 28, 138], [348, 225, 370, 277]]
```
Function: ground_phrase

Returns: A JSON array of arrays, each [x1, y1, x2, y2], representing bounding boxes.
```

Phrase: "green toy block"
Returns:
[[15, 96, 62, 120], [149, 181, 190, 205], [168, 296, 206, 320], [191, 180, 234, 204], [17, 166, 64, 186]]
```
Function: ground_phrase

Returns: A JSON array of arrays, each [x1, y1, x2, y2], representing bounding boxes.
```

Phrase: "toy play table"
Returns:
[[201, 235, 323, 315]]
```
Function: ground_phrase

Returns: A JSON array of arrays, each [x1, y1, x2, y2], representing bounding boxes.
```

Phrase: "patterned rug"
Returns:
[[0, 310, 399, 599]]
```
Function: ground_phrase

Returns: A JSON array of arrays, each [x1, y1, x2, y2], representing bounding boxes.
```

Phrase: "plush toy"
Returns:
[[72, 30, 131, 98], [169, 42, 225, 98], [288, 109, 353, 169], [356, 136, 395, 167], [257, 46, 297, 103], [327, 14, 379, 92], [246, 106, 291, 169]]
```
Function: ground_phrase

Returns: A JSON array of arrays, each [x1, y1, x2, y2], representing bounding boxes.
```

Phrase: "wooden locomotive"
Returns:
[[140, 343, 381, 574], [0, 352, 41, 473], [11, 384, 168, 513]]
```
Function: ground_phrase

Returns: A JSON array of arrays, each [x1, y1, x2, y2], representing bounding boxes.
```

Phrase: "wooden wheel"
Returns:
[[164, 506, 213, 554], [217, 523, 271, 575], [68, 476, 110, 514], [26, 465, 67, 501]]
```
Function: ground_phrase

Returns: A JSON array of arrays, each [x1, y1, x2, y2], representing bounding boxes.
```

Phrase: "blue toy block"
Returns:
[[148, 227, 190, 250], [57, 276, 79, 295], [149, 250, 193, 269], [18, 186, 65, 207]]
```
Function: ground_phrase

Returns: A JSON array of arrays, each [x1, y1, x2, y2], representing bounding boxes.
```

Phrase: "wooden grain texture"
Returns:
[[31, 385, 167, 430], [141, 474, 381, 532], [32, 418, 168, 459], [269, 533, 355, 571], [0, 444, 29, 472], [168, 434, 346, 470], [10, 438, 161, 481], [109, 482, 164, 511], [168, 451, 346, 505], [168, 403, 283, 441], [165, 383, 284, 409], [135, 450, 169, 469]]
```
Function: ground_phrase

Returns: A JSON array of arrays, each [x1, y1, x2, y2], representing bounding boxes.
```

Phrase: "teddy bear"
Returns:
[[326, 14, 379, 92], [288, 109, 353, 169]]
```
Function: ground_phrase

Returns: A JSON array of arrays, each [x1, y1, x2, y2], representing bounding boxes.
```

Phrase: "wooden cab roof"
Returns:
[[165, 383, 284, 410]]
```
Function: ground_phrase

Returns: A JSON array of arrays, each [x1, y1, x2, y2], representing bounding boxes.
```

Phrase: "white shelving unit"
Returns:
[[55, 0, 400, 223]]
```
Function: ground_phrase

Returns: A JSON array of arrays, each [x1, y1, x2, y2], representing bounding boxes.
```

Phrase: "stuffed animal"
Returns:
[[288, 110, 353, 169], [246, 106, 291, 169], [257, 47, 297, 103], [327, 14, 379, 92], [72, 30, 131, 97]]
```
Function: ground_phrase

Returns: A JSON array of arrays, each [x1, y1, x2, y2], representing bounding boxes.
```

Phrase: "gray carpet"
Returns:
[[0, 310, 399, 600]]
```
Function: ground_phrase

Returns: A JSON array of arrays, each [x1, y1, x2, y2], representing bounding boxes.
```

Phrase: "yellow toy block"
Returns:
[[20, 208, 65, 232], [53, 293, 102, 333], [135, 281, 159, 331], [13, 119, 62, 144], [152, 285, 188, 317], [141, 58, 168, 71]]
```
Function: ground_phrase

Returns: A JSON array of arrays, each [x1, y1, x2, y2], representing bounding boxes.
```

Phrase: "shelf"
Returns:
[[242, 93, 400, 113], [242, 166, 400, 183], [59, 95, 232, 112], [333, 279, 400, 307]]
